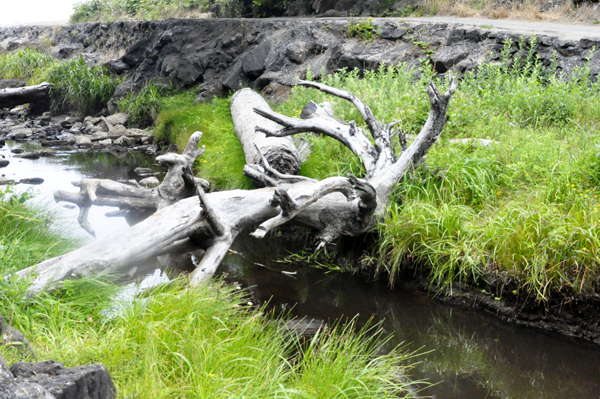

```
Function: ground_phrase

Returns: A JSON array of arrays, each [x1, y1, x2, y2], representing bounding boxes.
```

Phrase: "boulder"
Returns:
[[104, 113, 129, 126], [431, 44, 470, 73], [73, 135, 92, 147], [7, 360, 116, 399], [0, 79, 26, 90]]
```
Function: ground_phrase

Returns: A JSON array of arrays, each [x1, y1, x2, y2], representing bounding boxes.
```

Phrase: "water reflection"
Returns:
[[0, 140, 163, 240], [214, 234, 600, 399]]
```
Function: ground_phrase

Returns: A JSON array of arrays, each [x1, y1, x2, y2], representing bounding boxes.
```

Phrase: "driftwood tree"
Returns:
[[17, 78, 457, 294]]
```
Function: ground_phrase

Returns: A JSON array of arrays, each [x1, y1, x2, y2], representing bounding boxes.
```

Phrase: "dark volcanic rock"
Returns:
[[0, 18, 598, 117], [0, 79, 26, 89], [0, 160, 8, 168], [19, 178, 44, 185], [8, 360, 116, 399]]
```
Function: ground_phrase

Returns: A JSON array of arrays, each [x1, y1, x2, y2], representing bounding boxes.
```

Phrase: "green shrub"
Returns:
[[346, 18, 379, 42]]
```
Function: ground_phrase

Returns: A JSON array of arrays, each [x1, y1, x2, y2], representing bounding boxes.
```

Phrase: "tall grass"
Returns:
[[117, 81, 162, 126], [0, 49, 55, 83], [1, 277, 418, 398], [0, 50, 120, 116], [270, 38, 600, 300], [41, 57, 120, 115]]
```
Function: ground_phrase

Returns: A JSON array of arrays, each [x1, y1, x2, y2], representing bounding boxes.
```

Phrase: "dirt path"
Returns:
[[396, 16, 600, 40]]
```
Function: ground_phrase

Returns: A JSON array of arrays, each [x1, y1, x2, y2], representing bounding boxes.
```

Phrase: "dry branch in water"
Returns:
[[18, 77, 456, 294]]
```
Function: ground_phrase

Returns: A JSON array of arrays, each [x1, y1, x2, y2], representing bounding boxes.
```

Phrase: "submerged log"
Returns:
[[18, 77, 457, 295], [0, 82, 51, 113]]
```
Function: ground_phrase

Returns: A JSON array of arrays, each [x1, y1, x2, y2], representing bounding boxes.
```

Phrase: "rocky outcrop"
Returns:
[[1, 18, 599, 109], [0, 357, 116, 399]]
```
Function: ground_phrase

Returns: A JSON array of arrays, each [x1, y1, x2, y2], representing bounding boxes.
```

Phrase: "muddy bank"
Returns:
[[394, 266, 600, 345]]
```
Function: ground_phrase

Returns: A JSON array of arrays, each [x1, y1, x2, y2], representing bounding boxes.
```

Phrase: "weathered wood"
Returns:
[[53, 131, 206, 237], [231, 88, 302, 176], [0, 82, 51, 112], [19, 77, 457, 294]]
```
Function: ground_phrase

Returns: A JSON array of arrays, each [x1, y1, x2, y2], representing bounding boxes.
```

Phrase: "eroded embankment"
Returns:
[[1, 18, 599, 109]]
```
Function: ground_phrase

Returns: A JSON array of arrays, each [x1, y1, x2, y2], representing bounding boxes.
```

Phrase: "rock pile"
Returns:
[[0, 108, 156, 154]]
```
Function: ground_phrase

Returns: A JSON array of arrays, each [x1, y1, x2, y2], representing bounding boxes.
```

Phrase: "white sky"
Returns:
[[0, 0, 79, 26]]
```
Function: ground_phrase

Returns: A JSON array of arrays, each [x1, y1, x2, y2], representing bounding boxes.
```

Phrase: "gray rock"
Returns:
[[286, 42, 309, 64], [0, 79, 26, 90], [13, 152, 40, 160], [139, 176, 160, 188], [19, 178, 44, 185], [92, 132, 109, 139], [104, 113, 129, 126], [242, 41, 271, 77], [134, 167, 155, 177], [9, 361, 116, 399], [110, 125, 128, 137], [73, 135, 92, 147], [0, 160, 8, 167], [0, 357, 13, 382], [0, 315, 34, 357], [431, 44, 469, 73], [97, 139, 112, 146], [8, 128, 33, 140], [113, 136, 135, 147], [11, 148, 24, 154]]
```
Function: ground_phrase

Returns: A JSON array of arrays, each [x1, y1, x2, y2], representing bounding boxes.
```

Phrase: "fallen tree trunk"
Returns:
[[18, 77, 456, 295], [231, 88, 302, 175], [0, 82, 51, 113]]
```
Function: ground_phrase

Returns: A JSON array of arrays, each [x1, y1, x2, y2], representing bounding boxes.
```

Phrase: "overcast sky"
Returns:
[[0, 0, 79, 26]]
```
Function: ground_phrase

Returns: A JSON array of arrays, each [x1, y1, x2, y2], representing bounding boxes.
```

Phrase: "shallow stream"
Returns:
[[3, 140, 600, 399]]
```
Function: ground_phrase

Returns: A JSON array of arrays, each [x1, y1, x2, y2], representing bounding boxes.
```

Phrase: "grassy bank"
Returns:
[[152, 37, 600, 301], [0, 49, 119, 116], [69, 0, 600, 24], [0, 190, 418, 397]]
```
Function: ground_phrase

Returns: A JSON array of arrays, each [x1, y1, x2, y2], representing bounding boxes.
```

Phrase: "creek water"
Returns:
[[3, 140, 600, 399]]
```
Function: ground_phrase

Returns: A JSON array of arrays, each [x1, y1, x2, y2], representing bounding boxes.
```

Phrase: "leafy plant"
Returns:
[[346, 18, 379, 42]]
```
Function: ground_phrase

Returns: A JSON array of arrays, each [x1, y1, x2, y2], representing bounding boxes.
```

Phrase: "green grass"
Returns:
[[155, 91, 254, 190], [1, 278, 418, 398], [0, 49, 120, 116], [0, 188, 419, 398], [117, 81, 162, 126], [40, 57, 120, 116]]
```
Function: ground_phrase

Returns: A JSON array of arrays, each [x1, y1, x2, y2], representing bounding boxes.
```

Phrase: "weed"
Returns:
[[117, 81, 163, 126], [346, 18, 379, 42]]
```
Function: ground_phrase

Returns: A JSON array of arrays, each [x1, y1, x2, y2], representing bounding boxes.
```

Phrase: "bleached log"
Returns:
[[231, 88, 302, 176]]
